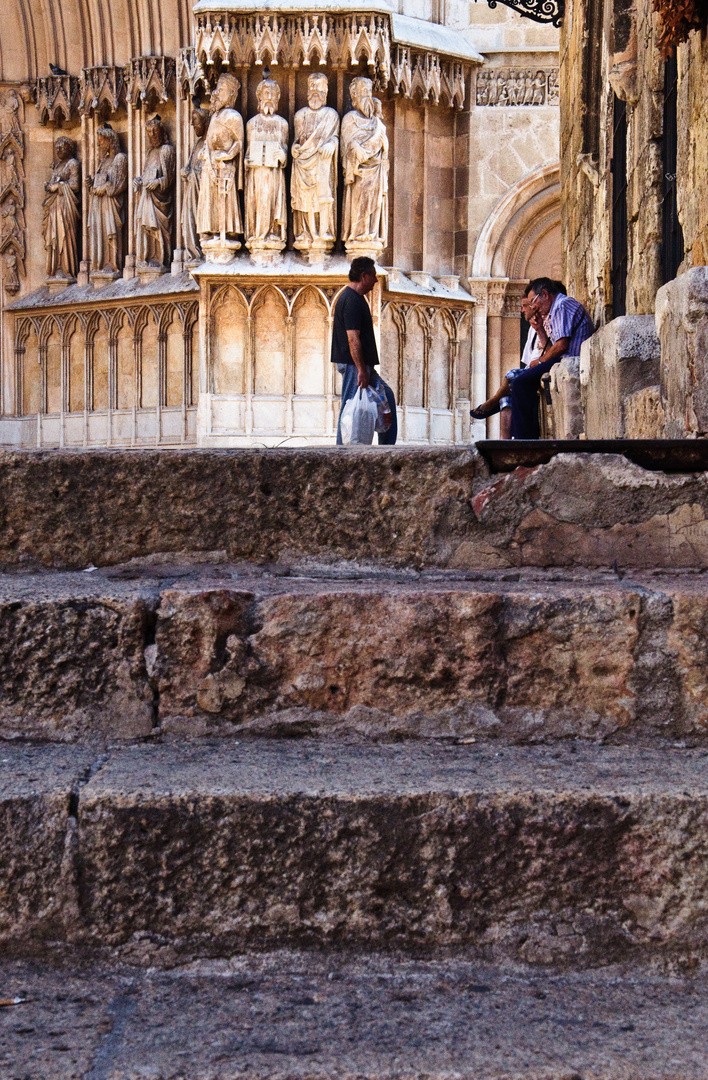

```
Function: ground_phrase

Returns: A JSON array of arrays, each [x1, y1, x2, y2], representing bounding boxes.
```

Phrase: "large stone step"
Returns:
[[5, 447, 708, 572], [3, 563, 708, 743], [4, 739, 708, 968], [3, 952, 708, 1080]]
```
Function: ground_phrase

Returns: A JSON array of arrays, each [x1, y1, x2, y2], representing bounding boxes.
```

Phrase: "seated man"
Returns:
[[509, 276, 594, 440], [470, 284, 555, 436]]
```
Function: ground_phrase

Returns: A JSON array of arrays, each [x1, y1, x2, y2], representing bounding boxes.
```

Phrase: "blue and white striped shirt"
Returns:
[[544, 293, 594, 357]]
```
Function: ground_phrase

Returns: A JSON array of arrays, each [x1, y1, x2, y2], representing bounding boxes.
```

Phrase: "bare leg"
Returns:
[[472, 376, 511, 416], [500, 405, 512, 439]]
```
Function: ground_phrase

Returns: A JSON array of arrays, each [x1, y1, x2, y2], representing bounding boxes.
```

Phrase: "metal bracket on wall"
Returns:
[[480, 0, 564, 27]]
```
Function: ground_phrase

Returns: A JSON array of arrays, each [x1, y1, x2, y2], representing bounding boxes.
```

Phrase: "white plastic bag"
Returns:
[[370, 380, 393, 433], [340, 387, 378, 445]]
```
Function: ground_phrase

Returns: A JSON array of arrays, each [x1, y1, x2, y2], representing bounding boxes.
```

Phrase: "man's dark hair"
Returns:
[[349, 256, 376, 282], [553, 280, 567, 295], [528, 276, 558, 297]]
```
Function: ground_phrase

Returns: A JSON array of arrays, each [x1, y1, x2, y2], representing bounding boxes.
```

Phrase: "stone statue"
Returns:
[[42, 135, 80, 280], [181, 101, 208, 264], [133, 114, 175, 271], [196, 72, 244, 264], [85, 123, 128, 275], [341, 77, 389, 260], [245, 75, 288, 265], [291, 72, 339, 262]]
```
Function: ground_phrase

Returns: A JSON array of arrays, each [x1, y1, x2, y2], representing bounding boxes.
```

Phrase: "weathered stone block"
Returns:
[[625, 384, 664, 438], [549, 356, 583, 438], [580, 316, 661, 438], [657, 267, 708, 437], [75, 740, 708, 967], [0, 745, 94, 950], [0, 591, 154, 741]]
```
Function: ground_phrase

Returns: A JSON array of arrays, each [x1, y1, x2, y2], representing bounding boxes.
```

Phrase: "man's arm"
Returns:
[[534, 336, 569, 367], [346, 328, 370, 389]]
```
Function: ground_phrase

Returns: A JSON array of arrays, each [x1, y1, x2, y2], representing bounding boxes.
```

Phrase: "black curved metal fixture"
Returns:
[[481, 0, 564, 27]]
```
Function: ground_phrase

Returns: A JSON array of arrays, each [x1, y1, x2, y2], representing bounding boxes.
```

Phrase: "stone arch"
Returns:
[[67, 314, 86, 413], [115, 308, 136, 410], [211, 286, 248, 395], [44, 314, 63, 414], [252, 286, 287, 396], [165, 305, 185, 407], [87, 311, 110, 411], [293, 286, 329, 397], [21, 320, 40, 415], [471, 162, 561, 280], [140, 307, 160, 409]]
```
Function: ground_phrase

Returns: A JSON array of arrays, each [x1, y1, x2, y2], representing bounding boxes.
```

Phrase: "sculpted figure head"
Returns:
[[256, 76, 280, 116], [307, 73, 328, 111], [146, 114, 169, 148], [96, 123, 121, 158], [54, 135, 76, 162], [191, 100, 209, 138], [350, 77, 374, 119], [210, 73, 240, 114]]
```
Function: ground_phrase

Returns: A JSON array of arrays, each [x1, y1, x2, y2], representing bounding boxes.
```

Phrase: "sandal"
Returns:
[[470, 402, 500, 420]]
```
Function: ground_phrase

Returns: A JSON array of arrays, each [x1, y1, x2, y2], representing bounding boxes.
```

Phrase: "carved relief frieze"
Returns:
[[391, 47, 465, 108], [125, 56, 176, 108], [80, 66, 126, 116], [34, 74, 80, 125], [195, 13, 391, 86], [475, 67, 558, 107], [0, 89, 25, 295]]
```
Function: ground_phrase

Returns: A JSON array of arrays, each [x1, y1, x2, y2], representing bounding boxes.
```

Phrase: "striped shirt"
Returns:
[[543, 293, 594, 357]]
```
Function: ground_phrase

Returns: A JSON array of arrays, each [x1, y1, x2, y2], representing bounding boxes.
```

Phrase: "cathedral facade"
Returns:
[[0, 0, 559, 448]]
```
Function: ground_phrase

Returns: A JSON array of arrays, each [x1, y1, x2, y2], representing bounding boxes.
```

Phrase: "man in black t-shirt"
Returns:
[[331, 256, 397, 444]]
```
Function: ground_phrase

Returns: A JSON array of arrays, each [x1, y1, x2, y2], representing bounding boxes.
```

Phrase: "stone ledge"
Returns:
[[5, 739, 708, 967], [6, 447, 708, 572]]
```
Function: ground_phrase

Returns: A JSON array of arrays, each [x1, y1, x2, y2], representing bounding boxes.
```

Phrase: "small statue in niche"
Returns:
[[197, 72, 244, 261], [85, 123, 128, 274], [245, 73, 288, 263], [133, 115, 175, 270], [291, 72, 339, 261], [3, 250, 19, 294], [341, 77, 389, 260], [42, 135, 80, 280], [181, 99, 209, 264]]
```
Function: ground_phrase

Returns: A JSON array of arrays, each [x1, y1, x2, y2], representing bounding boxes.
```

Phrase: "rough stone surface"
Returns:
[[580, 316, 661, 439], [30, 738, 708, 967], [625, 384, 665, 439], [0, 744, 95, 949], [0, 577, 155, 740], [657, 267, 708, 438], [9, 564, 708, 743], [8, 449, 708, 575], [548, 356, 583, 438], [3, 953, 708, 1080]]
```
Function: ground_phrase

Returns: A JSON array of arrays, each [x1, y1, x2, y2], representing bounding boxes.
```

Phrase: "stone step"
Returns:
[[5, 447, 708, 573], [4, 739, 708, 968], [3, 563, 708, 743], [2, 952, 707, 1080]]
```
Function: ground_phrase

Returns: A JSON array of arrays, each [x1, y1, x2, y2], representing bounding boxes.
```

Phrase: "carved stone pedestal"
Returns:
[[90, 269, 120, 290], [123, 255, 136, 281], [248, 240, 285, 268], [138, 263, 167, 285], [201, 238, 241, 265], [46, 276, 75, 295], [344, 239, 384, 263], [295, 240, 332, 266]]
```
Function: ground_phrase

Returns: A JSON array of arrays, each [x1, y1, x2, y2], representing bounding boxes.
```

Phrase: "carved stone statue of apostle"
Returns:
[[245, 74, 288, 265], [291, 72, 339, 262], [196, 72, 244, 264], [85, 123, 128, 275], [42, 135, 80, 280], [341, 77, 389, 260], [133, 114, 175, 271], [181, 102, 209, 264]]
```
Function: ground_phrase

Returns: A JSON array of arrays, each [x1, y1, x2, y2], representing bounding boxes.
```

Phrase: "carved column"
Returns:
[[486, 280, 507, 438]]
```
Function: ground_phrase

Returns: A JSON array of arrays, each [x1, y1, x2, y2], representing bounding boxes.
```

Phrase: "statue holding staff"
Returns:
[[291, 72, 339, 261]]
